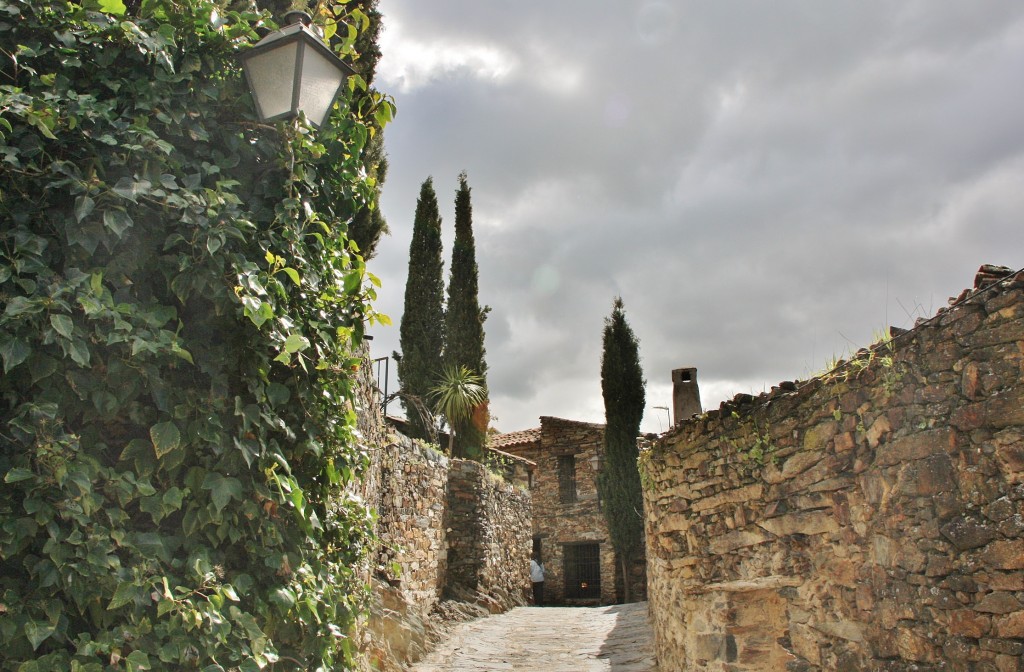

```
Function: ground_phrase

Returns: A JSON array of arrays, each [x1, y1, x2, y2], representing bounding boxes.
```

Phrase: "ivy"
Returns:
[[0, 1, 393, 669]]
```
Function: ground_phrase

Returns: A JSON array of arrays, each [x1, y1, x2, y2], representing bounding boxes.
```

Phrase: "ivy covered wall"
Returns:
[[0, 1, 393, 669]]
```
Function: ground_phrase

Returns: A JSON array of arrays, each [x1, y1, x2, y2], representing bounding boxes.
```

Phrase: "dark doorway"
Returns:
[[533, 536, 542, 561], [563, 542, 600, 599]]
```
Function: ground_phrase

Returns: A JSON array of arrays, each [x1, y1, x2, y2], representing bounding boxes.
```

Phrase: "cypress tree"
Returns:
[[444, 171, 489, 457], [396, 178, 445, 438], [598, 297, 647, 603]]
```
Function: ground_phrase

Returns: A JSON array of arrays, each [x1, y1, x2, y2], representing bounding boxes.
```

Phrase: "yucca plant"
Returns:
[[429, 365, 487, 456]]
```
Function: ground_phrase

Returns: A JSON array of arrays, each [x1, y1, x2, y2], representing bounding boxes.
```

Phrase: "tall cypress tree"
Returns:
[[598, 297, 647, 603], [444, 171, 489, 457], [396, 178, 445, 438]]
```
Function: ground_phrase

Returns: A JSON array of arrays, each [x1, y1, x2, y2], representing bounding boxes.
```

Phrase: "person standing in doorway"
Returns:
[[530, 552, 546, 606]]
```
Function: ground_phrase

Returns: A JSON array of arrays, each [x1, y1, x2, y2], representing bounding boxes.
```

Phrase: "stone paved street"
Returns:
[[409, 602, 659, 672]]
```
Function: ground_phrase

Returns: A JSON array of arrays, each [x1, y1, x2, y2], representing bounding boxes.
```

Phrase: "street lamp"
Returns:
[[240, 11, 354, 129]]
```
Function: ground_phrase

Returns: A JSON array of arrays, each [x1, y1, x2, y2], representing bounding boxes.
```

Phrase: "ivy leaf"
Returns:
[[50, 313, 74, 339], [269, 587, 296, 609], [4, 467, 35, 483], [0, 336, 31, 373], [103, 208, 134, 238], [266, 382, 290, 406], [74, 195, 96, 222], [97, 0, 127, 15], [202, 473, 243, 512], [24, 620, 56, 650], [108, 584, 134, 610], [112, 177, 152, 203], [283, 334, 310, 354], [150, 421, 181, 459], [126, 650, 152, 671], [66, 338, 90, 366], [281, 267, 301, 286]]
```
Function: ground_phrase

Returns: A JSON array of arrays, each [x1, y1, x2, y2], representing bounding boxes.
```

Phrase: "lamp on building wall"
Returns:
[[240, 11, 354, 129]]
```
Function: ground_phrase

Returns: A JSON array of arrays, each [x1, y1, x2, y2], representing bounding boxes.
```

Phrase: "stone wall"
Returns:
[[352, 355, 533, 670], [446, 459, 533, 608], [374, 437, 451, 610], [641, 266, 1024, 671]]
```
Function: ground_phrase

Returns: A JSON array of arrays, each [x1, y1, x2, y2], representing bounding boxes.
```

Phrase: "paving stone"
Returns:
[[408, 602, 658, 671]]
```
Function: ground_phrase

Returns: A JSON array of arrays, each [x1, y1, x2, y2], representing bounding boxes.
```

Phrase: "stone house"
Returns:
[[491, 416, 648, 605]]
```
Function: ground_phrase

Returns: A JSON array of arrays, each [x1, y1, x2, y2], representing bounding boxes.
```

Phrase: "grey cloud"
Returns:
[[369, 1, 1024, 434]]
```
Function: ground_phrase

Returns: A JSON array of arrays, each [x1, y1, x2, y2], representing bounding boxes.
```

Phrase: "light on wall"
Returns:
[[240, 11, 354, 129]]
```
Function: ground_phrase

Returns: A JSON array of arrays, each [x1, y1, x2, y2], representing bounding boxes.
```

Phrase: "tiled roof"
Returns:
[[489, 427, 541, 449]]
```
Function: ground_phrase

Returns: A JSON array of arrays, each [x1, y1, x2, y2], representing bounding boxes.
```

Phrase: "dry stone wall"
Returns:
[[446, 459, 533, 608], [351, 357, 532, 669], [374, 437, 451, 609], [641, 266, 1024, 671]]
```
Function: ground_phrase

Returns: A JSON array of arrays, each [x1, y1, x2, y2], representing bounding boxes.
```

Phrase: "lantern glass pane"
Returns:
[[297, 43, 346, 127], [244, 43, 298, 121]]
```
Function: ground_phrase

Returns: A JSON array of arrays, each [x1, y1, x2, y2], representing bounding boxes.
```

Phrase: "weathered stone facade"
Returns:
[[446, 459, 533, 607], [375, 438, 451, 608], [351, 361, 533, 669], [641, 266, 1024, 671], [494, 416, 647, 604]]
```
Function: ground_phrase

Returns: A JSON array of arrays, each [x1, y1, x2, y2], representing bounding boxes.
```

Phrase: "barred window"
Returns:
[[558, 454, 576, 504], [563, 543, 601, 599]]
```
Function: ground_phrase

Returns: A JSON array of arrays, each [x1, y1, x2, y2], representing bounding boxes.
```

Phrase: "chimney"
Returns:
[[672, 367, 701, 424]]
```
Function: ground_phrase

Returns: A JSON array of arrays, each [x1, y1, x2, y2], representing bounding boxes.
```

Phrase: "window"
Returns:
[[557, 455, 576, 503], [563, 543, 601, 599]]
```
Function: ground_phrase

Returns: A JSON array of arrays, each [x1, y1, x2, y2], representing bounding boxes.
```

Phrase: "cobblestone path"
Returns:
[[409, 601, 658, 672]]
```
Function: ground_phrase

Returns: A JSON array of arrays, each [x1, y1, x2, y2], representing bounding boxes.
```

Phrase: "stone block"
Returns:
[[758, 510, 839, 537], [996, 611, 1024, 638], [990, 428, 1024, 477], [834, 431, 856, 452], [983, 540, 1024, 570], [812, 620, 865, 642], [875, 428, 954, 467], [953, 390, 1024, 431], [940, 516, 999, 550], [982, 637, 1024, 656], [896, 627, 936, 663], [948, 609, 992, 638], [896, 454, 955, 496], [789, 622, 821, 666], [987, 571, 1024, 591], [866, 415, 892, 449], [691, 483, 764, 513], [977, 592, 1023, 614], [707, 528, 772, 557], [802, 421, 838, 452], [781, 449, 824, 479]]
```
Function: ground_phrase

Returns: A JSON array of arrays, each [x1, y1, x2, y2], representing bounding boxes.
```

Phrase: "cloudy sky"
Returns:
[[364, 1, 1024, 435]]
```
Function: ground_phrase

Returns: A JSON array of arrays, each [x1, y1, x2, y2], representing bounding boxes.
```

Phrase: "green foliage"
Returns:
[[428, 365, 486, 456], [319, 0, 389, 258], [597, 297, 646, 602], [728, 414, 777, 467], [444, 171, 488, 456], [396, 177, 445, 440], [0, 1, 393, 669]]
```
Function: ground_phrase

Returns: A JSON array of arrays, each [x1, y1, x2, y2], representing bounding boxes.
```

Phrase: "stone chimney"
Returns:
[[672, 367, 701, 424]]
